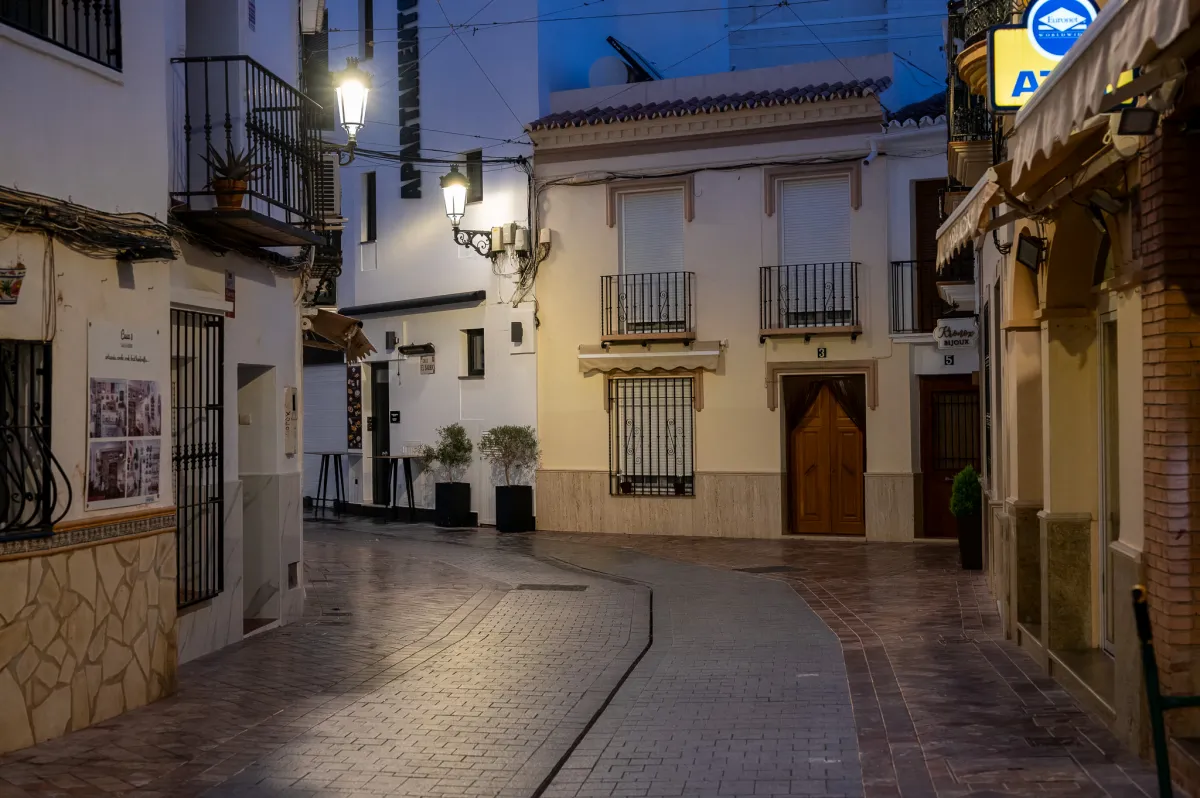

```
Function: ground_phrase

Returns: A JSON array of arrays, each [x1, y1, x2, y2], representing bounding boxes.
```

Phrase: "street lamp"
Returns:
[[333, 57, 371, 147], [440, 165, 492, 257]]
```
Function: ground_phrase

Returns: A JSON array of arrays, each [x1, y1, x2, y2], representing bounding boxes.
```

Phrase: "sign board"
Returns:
[[86, 321, 163, 510], [935, 317, 979, 350], [420, 354, 435, 375], [988, 0, 1134, 111]]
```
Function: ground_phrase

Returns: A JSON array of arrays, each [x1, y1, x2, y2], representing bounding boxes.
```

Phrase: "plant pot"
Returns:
[[0, 262, 26, 305], [956, 511, 983, 571], [619, 480, 633, 495], [495, 485, 534, 533], [212, 178, 247, 210], [672, 482, 686, 496], [434, 481, 472, 528]]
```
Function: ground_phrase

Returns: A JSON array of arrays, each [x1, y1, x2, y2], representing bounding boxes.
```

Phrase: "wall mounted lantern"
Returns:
[[440, 165, 494, 257], [332, 57, 372, 165]]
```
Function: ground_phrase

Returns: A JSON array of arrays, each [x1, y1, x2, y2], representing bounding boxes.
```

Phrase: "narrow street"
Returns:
[[0, 522, 1161, 798]]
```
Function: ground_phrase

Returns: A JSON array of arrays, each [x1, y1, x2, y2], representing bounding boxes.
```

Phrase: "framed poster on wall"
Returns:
[[86, 321, 163, 510]]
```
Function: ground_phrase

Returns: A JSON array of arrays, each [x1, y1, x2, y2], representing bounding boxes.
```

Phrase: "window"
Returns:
[[465, 150, 483, 204], [301, 10, 335, 130], [360, 0, 374, 59], [981, 298, 992, 489], [466, 329, 485, 377], [1, 0, 123, 70], [608, 377, 695, 497], [779, 177, 853, 326], [619, 190, 685, 331], [364, 171, 377, 242]]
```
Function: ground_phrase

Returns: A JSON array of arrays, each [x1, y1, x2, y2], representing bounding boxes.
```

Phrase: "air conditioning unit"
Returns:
[[316, 151, 345, 231], [300, 0, 327, 33]]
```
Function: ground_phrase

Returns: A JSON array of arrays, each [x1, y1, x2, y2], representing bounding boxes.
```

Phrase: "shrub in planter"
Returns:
[[479, 425, 539, 533], [201, 145, 264, 210], [950, 465, 983, 571], [421, 423, 473, 527]]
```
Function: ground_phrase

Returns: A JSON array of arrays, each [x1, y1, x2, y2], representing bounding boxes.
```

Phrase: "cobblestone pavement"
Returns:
[[0, 523, 1168, 798]]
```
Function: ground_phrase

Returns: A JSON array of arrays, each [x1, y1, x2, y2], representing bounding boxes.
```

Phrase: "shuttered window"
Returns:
[[779, 177, 853, 324], [620, 190, 685, 329], [609, 377, 695, 497]]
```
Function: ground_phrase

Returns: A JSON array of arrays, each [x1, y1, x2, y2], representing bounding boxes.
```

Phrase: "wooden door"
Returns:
[[790, 386, 865, 535], [919, 375, 980, 537]]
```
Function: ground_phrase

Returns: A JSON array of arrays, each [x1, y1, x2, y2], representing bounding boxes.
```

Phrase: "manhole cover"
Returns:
[[1025, 736, 1076, 747], [735, 565, 797, 574], [515, 584, 588, 591]]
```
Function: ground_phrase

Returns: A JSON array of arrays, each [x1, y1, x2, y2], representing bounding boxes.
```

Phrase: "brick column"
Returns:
[[1140, 90, 1200, 738]]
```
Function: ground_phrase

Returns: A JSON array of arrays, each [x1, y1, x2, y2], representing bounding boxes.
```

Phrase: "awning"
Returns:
[[1010, 0, 1199, 186], [303, 309, 376, 363], [935, 162, 1014, 269], [578, 342, 722, 374]]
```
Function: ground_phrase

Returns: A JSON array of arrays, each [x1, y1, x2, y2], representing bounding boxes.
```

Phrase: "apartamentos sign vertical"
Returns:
[[398, 0, 421, 199]]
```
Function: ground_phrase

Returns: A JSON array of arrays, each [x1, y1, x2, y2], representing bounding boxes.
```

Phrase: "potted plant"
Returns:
[[421, 423, 473, 528], [950, 465, 983, 570], [201, 145, 264, 210], [479, 425, 539, 533]]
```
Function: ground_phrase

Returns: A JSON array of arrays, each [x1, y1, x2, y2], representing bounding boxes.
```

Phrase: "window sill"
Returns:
[[458, 375, 484, 380], [0, 25, 123, 84]]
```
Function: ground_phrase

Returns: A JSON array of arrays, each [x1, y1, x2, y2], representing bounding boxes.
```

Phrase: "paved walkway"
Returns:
[[0, 522, 1167, 798]]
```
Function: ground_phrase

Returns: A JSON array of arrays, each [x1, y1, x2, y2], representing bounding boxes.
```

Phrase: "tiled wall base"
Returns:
[[1039, 511, 1093, 651], [0, 524, 177, 754]]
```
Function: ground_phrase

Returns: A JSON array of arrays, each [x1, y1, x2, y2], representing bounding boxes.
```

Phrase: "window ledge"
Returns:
[[890, 332, 936, 344], [458, 375, 484, 380], [0, 25, 123, 85]]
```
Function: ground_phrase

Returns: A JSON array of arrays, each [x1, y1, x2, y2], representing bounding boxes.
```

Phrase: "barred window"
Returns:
[[608, 377, 695, 497]]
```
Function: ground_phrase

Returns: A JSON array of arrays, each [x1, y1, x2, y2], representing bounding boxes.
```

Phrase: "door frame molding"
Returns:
[[766, 359, 878, 411]]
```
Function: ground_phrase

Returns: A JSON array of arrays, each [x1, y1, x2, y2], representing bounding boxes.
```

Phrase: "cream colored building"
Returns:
[[531, 58, 977, 541]]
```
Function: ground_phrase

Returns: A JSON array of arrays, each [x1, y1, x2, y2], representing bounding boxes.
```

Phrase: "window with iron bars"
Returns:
[[0, 0, 123, 71], [608, 377, 695, 497], [0, 341, 71, 541]]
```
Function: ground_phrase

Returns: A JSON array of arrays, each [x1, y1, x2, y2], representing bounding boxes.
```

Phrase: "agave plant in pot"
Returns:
[[201, 145, 264, 210], [479, 425, 539, 533], [950, 465, 983, 571], [421, 423, 474, 528]]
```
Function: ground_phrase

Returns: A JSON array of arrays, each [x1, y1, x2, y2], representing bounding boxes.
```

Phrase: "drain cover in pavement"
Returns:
[[1025, 736, 1076, 747], [515, 584, 588, 591], [735, 565, 798, 574]]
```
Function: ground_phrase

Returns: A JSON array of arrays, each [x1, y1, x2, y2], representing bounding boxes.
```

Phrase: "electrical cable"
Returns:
[[779, 0, 893, 114], [435, 0, 529, 136]]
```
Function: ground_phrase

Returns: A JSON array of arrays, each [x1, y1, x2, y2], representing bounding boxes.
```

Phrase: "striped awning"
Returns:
[[303, 309, 376, 363], [935, 162, 1014, 269], [578, 342, 722, 374]]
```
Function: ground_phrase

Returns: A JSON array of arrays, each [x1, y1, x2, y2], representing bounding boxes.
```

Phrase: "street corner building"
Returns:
[[530, 56, 980, 541], [0, 0, 364, 754], [938, 0, 1200, 791]]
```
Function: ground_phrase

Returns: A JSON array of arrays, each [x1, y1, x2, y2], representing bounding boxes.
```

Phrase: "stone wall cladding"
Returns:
[[0, 530, 177, 754]]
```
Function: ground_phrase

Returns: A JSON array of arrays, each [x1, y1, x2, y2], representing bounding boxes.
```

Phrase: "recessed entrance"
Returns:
[[784, 376, 866, 535], [919, 375, 980, 538]]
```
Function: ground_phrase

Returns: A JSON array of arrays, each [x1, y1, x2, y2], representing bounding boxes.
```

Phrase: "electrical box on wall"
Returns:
[[510, 306, 535, 355], [283, 386, 298, 456]]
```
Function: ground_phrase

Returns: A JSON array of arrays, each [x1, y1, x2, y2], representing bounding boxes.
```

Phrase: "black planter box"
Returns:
[[435, 482, 472, 528], [957, 511, 983, 571], [496, 485, 534, 533]]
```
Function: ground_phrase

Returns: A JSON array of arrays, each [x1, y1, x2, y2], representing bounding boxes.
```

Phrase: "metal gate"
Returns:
[[171, 309, 225, 608]]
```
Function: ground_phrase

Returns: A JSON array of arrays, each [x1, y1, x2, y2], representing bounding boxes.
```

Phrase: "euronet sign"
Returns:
[[988, 0, 1133, 112]]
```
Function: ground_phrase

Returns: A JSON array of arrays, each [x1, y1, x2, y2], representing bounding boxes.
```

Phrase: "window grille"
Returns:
[[1, 0, 122, 71], [608, 377, 695, 497]]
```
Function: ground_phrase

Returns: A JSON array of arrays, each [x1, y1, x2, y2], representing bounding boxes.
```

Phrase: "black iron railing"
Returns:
[[890, 260, 973, 335], [0, 342, 70, 541], [608, 377, 695, 497], [760, 263, 860, 332], [171, 309, 225, 609], [171, 55, 324, 230], [951, 85, 993, 142], [963, 0, 1018, 45], [1, 0, 121, 70], [601, 272, 695, 339]]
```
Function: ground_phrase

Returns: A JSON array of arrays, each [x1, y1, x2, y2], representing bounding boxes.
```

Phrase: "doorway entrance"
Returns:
[[919, 375, 980, 537], [369, 362, 390, 506], [785, 377, 866, 535]]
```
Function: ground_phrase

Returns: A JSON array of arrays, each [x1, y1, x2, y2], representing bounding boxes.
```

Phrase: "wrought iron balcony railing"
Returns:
[[890, 260, 974, 335], [0, 341, 71, 542], [950, 91, 993, 143], [171, 55, 325, 247], [760, 263, 861, 340], [601, 272, 695, 343], [1, 0, 121, 70], [963, 0, 1019, 46]]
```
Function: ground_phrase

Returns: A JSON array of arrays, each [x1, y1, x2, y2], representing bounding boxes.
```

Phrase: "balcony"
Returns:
[[601, 272, 696, 345], [962, 0, 1020, 46], [890, 259, 974, 336], [1, 0, 121, 70], [949, 91, 995, 186], [170, 56, 325, 250], [759, 263, 861, 342]]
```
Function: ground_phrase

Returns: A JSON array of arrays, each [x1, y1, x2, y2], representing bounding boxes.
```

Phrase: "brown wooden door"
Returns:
[[791, 386, 865, 535], [919, 375, 980, 538]]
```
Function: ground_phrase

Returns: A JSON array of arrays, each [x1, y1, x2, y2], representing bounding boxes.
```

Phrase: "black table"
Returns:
[[372, 454, 420, 522], [308, 451, 346, 519]]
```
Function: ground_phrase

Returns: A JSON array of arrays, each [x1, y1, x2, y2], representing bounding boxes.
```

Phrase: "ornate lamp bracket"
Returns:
[[453, 227, 494, 259]]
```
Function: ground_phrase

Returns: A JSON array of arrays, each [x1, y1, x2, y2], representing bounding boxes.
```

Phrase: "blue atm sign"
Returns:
[[988, 0, 1100, 111]]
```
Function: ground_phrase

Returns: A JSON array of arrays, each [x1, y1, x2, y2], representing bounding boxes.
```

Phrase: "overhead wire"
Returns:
[[435, 0, 530, 137], [778, 0, 893, 114]]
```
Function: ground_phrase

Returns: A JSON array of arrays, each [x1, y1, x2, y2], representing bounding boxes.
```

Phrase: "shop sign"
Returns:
[[934, 317, 978, 350], [988, 0, 1134, 112]]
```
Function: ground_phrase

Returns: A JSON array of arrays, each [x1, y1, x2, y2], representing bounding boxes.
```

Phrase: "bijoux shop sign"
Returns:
[[934, 317, 978, 350]]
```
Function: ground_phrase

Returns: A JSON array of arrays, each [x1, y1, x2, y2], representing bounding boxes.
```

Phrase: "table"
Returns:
[[308, 452, 346, 519], [372, 454, 420, 522]]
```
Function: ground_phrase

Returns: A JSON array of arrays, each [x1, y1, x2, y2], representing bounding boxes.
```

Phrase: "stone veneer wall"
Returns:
[[0, 528, 177, 754]]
